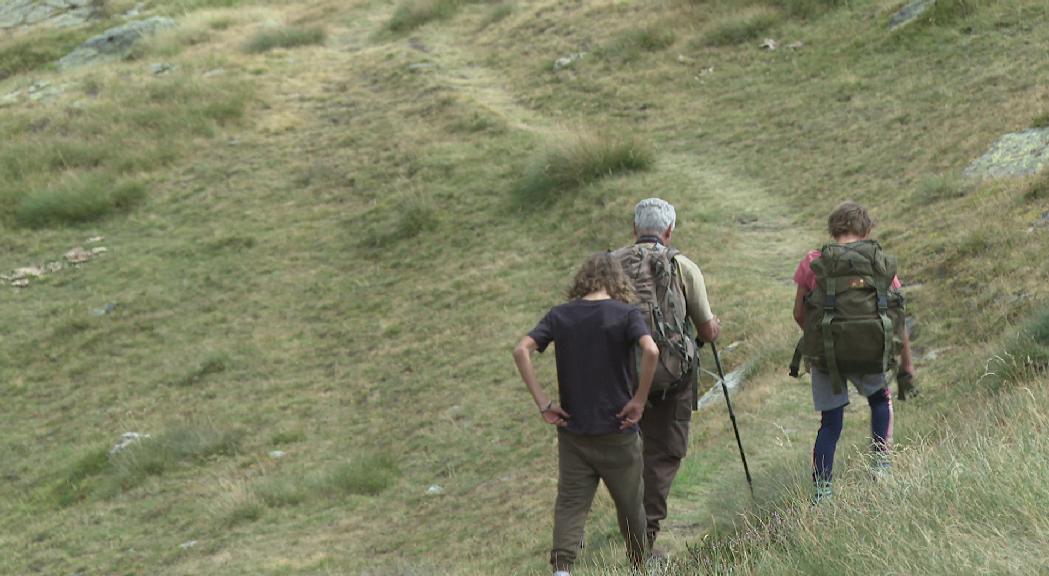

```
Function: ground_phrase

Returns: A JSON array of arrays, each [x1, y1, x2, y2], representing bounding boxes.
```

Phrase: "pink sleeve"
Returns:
[[793, 250, 821, 292], [891, 275, 902, 289]]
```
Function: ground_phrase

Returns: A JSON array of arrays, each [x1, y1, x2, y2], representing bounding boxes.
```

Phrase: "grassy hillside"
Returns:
[[1, 0, 1047, 574]]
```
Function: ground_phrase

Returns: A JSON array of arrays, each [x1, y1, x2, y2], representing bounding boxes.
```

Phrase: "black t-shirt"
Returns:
[[528, 298, 650, 436]]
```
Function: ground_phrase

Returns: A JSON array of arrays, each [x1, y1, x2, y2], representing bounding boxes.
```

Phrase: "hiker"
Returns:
[[790, 201, 916, 503], [612, 198, 721, 554], [513, 252, 660, 575]]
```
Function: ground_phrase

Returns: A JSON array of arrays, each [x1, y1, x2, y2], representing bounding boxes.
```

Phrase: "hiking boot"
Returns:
[[811, 479, 833, 505], [645, 547, 669, 574], [870, 451, 892, 482]]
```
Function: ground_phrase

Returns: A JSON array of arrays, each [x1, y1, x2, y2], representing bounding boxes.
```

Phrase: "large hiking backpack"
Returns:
[[789, 240, 906, 394], [613, 243, 697, 400]]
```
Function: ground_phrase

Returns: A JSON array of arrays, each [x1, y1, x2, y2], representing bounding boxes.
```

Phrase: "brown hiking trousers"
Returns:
[[550, 429, 647, 572], [639, 384, 692, 545]]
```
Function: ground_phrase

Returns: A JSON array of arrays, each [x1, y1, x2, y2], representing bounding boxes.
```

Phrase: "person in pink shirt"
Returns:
[[792, 201, 916, 503]]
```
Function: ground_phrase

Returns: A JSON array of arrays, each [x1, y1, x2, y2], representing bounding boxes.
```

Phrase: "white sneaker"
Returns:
[[554, 571, 571, 576]]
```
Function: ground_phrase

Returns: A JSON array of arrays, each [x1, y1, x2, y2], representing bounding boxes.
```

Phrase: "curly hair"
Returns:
[[827, 200, 875, 239], [567, 252, 636, 303]]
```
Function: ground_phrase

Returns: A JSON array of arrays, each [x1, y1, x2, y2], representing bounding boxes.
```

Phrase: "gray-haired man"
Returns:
[[614, 198, 720, 552]]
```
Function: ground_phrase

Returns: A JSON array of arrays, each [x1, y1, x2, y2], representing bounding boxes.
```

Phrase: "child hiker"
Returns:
[[513, 252, 659, 575], [790, 201, 916, 503]]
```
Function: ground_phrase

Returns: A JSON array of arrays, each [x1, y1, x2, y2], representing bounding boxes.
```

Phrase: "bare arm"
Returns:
[[899, 327, 915, 376], [618, 335, 659, 429], [513, 336, 569, 426], [793, 284, 807, 329], [697, 316, 721, 343]]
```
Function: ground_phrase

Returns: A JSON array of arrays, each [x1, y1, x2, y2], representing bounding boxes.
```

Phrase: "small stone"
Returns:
[[553, 52, 586, 71], [676, 54, 693, 64], [179, 540, 198, 550], [426, 484, 444, 495], [268, 450, 286, 459], [150, 62, 175, 75], [65, 247, 93, 263], [786, 41, 804, 50], [11, 279, 29, 288], [202, 68, 226, 78], [110, 432, 151, 456], [0, 90, 20, 107], [90, 246, 108, 255], [407, 63, 435, 72], [889, 0, 935, 31], [91, 303, 117, 316], [12, 266, 44, 279], [759, 38, 778, 50]]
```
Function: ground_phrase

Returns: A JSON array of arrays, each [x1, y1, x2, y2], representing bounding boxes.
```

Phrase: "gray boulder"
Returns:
[[964, 128, 1049, 179], [0, 0, 96, 29], [889, 0, 935, 30], [57, 16, 176, 70]]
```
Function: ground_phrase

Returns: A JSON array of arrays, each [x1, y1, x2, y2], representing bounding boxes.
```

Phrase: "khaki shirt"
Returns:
[[636, 243, 714, 329]]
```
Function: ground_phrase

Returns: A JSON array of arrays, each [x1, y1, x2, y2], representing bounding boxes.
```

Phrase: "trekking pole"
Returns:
[[710, 340, 754, 495]]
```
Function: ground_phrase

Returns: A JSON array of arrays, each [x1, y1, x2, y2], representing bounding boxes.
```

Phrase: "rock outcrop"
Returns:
[[0, 0, 97, 29], [57, 16, 175, 69], [964, 128, 1049, 179]]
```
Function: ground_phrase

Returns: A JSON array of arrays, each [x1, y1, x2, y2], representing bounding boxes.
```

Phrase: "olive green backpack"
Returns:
[[789, 240, 906, 394]]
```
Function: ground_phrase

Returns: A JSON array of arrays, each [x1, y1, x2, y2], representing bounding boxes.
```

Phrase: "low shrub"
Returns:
[[514, 133, 654, 206], [767, 0, 848, 19], [320, 454, 400, 496], [0, 28, 87, 80], [16, 176, 145, 228], [245, 26, 326, 53], [478, 1, 514, 30], [702, 7, 783, 47], [386, 0, 461, 33], [604, 27, 676, 61]]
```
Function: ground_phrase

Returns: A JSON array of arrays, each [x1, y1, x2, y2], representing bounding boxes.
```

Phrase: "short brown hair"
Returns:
[[567, 252, 636, 303], [827, 201, 874, 238]]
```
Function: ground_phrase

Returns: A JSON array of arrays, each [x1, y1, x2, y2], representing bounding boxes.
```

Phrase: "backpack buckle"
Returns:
[[823, 295, 836, 311]]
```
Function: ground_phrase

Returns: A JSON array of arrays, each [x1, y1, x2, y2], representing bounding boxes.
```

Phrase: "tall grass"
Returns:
[[602, 27, 676, 61], [0, 74, 250, 226], [659, 375, 1049, 575], [48, 424, 243, 507], [514, 133, 654, 206], [701, 7, 783, 46], [0, 28, 89, 80], [16, 176, 145, 228], [386, 0, 463, 33], [244, 25, 326, 53]]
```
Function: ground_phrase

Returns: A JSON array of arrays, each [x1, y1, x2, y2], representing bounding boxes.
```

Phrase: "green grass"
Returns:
[[386, 0, 462, 33], [701, 7, 783, 46], [1032, 112, 1049, 129], [0, 73, 250, 226], [514, 133, 654, 206], [244, 26, 327, 53], [0, 28, 89, 80], [172, 353, 229, 387], [602, 27, 676, 61], [320, 454, 400, 496], [15, 177, 145, 228], [478, 1, 514, 30], [3, 0, 1049, 573]]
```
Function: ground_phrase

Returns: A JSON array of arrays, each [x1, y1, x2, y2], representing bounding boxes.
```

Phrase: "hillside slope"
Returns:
[[1, 0, 1048, 574]]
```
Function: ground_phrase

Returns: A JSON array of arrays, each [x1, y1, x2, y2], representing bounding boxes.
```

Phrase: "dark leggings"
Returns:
[[812, 388, 893, 482]]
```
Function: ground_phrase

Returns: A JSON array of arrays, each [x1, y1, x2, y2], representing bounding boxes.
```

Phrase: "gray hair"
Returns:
[[634, 198, 676, 235]]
